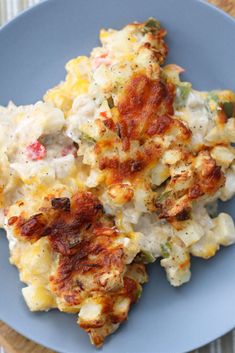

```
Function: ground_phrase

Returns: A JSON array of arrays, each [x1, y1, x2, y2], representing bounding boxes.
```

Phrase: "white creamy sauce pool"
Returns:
[[180, 91, 213, 148]]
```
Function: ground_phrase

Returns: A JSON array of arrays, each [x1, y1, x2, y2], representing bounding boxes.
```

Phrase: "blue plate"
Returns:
[[0, 1, 235, 352]]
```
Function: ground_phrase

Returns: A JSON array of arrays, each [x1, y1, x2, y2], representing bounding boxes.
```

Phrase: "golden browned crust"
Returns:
[[8, 192, 147, 346], [117, 74, 175, 150], [156, 150, 225, 226], [99, 142, 162, 183], [82, 262, 147, 347], [95, 74, 191, 185], [10, 192, 104, 250]]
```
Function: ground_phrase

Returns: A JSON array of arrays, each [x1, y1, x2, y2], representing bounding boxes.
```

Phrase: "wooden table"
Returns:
[[0, 0, 235, 352], [211, 0, 235, 16]]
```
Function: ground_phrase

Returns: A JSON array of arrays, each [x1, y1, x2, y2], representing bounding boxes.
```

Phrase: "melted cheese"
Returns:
[[1, 17, 235, 347]]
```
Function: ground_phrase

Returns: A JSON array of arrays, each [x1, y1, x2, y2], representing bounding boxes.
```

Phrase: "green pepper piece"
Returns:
[[222, 102, 235, 119], [174, 82, 192, 109], [160, 242, 172, 258], [136, 285, 143, 301], [136, 250, 155, 264], [141, 18, 161, 34], [80, 133, 96, 143], [142, 250, 155, 263]]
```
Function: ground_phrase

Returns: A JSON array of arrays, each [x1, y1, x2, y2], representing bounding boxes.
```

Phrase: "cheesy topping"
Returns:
[[6, 191, 147, 346], [1, 18, 235, 346]]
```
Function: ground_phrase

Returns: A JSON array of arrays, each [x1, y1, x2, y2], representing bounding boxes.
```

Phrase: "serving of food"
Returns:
[[1, 17, 235, 348]]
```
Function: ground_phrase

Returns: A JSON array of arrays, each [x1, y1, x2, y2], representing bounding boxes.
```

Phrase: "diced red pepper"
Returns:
[[100, 53, 108, 59], [92, 52, 112, 70], [100, 111, 108, 118], [26, 140, 47, 161]]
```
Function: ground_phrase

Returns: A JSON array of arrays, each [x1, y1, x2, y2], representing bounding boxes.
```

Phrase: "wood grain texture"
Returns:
[[0, 321, 56, 353], [0, 0, 234, 352], [209, 0, 235, 16]]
